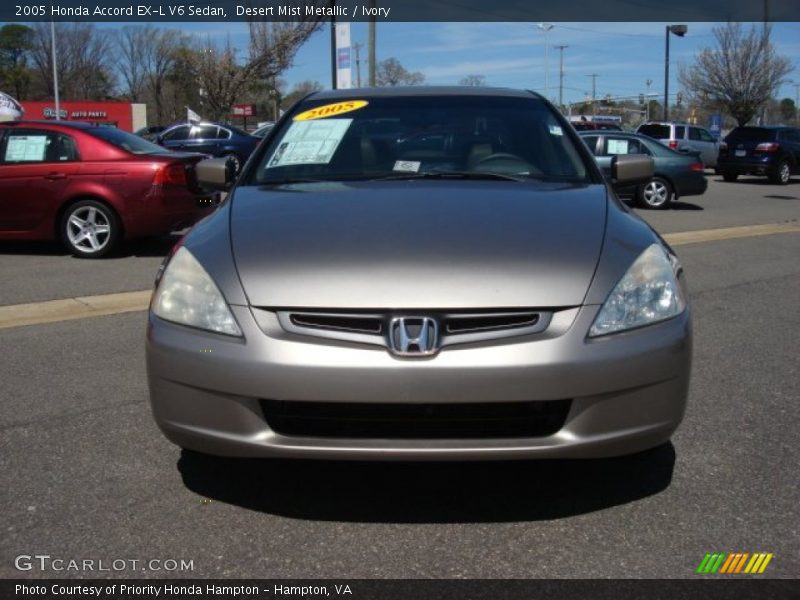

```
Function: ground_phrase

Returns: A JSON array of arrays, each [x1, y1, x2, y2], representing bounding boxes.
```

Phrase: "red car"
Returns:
[[0, 121, 215, 257]]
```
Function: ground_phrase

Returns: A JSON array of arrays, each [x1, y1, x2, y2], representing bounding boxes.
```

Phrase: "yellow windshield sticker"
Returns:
[[293, 100, 368, 121]]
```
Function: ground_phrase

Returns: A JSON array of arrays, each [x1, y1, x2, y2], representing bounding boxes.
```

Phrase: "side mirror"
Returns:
[[196, 157, 235, 191], [611, 154, 654, 187]]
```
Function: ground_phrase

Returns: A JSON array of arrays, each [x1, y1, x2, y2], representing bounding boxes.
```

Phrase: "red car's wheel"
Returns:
[[61, 200, 121, 258]]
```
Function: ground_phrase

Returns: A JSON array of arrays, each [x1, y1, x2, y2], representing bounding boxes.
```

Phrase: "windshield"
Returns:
[[87, 127, 167, 155], [248, 95, 592, 185]]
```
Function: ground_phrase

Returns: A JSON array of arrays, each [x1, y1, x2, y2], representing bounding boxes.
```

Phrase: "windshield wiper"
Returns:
[[370, 171, 527, 183]]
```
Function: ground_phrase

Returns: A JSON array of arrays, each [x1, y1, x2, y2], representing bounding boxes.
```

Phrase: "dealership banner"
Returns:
[[4, 0, 798, 22], [2, 579, 798, 600], [335, 22, 352, 90]]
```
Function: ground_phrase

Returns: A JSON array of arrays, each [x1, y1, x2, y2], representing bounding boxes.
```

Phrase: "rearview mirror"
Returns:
[[611, 154, 654, 187], [196, 157, 235, 191]]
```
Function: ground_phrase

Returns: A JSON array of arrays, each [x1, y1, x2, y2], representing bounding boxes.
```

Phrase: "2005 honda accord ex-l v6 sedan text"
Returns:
[[146, 87, 692, 460]]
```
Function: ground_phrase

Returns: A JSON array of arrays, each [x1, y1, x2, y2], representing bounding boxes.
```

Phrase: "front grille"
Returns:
[[275, 309, 552, 350], [260, 399, 571, 439], [445, 312, 539, 334], [290, 313, 383, 334]]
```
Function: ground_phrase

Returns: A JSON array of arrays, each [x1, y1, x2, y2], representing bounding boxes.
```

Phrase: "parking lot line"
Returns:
[[1, 221, 798, 330]]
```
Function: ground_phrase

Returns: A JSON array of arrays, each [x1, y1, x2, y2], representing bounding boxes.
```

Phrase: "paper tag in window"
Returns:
[[267, 119, 352, 167], [393, 160, 421, 173], [607, 139, 629, 155], [549, 125, 563, 136]]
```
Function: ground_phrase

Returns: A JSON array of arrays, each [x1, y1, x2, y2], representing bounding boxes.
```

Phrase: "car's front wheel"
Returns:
[[637, 177, 673, 210], [61, 200, 120, 258], [769, 160, 791, 185]]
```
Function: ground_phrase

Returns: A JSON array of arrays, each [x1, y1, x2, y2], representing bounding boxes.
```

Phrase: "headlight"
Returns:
[[589, 244, 686, 337], [151, 246, 242, 336]]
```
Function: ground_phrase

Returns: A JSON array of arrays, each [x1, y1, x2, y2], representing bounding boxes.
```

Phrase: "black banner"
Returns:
[[2, 580, 799, 600], [3, 0, 800, 22]]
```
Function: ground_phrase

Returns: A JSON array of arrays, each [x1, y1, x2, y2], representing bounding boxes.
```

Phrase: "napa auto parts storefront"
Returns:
[[19, 101, 147, 132]]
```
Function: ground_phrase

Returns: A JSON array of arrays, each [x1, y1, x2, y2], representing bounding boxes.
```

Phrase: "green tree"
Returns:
[[281, 80, 323, 111], [0, 24, 34, 99], [778, 97, 796, 123]]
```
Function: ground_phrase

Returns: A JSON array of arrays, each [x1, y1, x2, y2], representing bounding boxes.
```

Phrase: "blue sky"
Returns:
[[127, 21, 800, 105]]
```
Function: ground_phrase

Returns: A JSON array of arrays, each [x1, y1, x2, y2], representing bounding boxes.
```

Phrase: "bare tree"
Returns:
[[194, 20, 323, 121], [679, 23, 793, 126], [144, 28, 182, 124], [459, 74, 486, 87], [116, 26, 150, 101], [30, 23, 115, 100], [376, 58, 425, 86]]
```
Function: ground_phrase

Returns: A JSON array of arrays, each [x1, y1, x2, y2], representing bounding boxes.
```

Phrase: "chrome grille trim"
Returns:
[[272, 310, 553, 349]]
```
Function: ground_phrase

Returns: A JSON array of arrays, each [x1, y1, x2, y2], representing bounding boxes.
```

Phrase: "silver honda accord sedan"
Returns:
[[146, 87, 691, 460]]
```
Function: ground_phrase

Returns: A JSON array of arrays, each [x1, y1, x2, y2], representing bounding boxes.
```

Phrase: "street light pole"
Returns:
[[50, 20, 60, 120], [537, 23, 554, 100], [664, 24, 687, 121], [555, 44, 568, 109]]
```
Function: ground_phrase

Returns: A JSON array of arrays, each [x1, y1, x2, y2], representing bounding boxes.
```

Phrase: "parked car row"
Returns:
[[0, 121, 217, 257], [633, 121, 799, 186]]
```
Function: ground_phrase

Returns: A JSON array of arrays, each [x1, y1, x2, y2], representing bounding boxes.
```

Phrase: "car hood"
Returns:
[[230, 180, 608, 309]]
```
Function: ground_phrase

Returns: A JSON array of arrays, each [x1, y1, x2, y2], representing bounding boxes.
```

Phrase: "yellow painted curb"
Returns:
[[0, 290, 152, 330], [664, 222, 800, 246]]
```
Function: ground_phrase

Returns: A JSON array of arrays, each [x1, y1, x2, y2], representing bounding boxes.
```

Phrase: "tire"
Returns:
[[636, 176, 673, 210], [60, 200, 121, 258], [721, 171, 738, 182], [222, 153, 242, 176], [768, 160, 791, 185]]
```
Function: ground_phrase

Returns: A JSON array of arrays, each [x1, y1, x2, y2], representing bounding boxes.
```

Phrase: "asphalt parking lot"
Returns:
[[1, 175, 798, 579]]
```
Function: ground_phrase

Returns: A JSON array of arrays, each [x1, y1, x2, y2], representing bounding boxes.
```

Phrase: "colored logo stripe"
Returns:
[[697, 553, 773, 574]]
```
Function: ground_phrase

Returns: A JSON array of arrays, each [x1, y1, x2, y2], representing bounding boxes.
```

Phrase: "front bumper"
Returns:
[[146, 304, 692, 460]]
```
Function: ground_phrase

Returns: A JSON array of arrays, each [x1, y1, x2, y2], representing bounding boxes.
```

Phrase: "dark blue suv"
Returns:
[[718, 126, 800, 185], [156, 122, 259, 173]]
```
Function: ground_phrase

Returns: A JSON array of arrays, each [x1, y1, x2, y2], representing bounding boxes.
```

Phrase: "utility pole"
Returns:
[[586, 73, 598, 115], [554, 44, 568, 109], [353, 42, 363, 87], [329, 0, 337, 89], [368, 0, 376, 86]]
